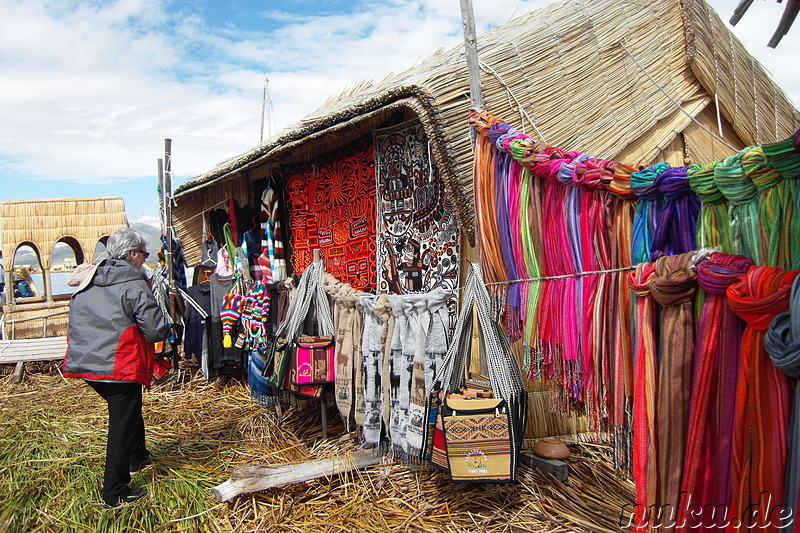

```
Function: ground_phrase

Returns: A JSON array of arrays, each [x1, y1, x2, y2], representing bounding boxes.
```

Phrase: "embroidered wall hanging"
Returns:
[[374, 119, 460, 302], [285, 137, 377, 291]]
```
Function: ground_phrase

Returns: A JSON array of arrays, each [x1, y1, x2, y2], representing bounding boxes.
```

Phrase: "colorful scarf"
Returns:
[[631, 162, 669, 263], [727, 266, 799, 531], [742, 146, 795, 270], [650, 166, 700, 260], [679, 253, 752, 529], [361, 295, 384, 446], [405, 289, 451, 460], [765, 275, 800, 532], [688, 160, 732, 252], [629, 262, 659, 526], [714, 149, 761, 264], [649, 251, 698, 529]]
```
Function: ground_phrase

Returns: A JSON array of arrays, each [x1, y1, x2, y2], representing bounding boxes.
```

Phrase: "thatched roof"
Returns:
[[1, 197, 128, 271], [174, 0, 799, 250]]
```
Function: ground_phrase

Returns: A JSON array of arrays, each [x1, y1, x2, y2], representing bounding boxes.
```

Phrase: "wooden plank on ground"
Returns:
[[210, 449, 384, 502]]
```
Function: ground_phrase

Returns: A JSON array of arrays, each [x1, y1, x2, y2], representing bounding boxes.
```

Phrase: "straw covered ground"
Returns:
[[0, 363, 635, 532]]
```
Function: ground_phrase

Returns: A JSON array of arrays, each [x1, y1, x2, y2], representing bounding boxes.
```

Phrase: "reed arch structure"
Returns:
[[1, 197, 128, 338]]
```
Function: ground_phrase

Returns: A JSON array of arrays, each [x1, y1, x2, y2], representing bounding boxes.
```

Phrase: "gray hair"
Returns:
[[105, 227, 148, 261]]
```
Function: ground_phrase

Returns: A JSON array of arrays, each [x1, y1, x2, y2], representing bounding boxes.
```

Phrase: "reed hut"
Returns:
[[171, 0, 799, 439], [0, 197, 128, 338]]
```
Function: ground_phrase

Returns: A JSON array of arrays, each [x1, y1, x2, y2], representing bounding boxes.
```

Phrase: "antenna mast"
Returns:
[[260, 78, 276, 143]]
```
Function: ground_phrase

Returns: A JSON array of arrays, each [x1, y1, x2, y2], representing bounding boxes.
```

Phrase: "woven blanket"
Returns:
[[374, 119, 460, 299], [285, 137, 376, 290]]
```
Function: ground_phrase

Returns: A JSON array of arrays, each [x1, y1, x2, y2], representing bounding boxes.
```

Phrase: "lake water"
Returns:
[[50, 271, 75, 295], [22, 271, 76, 296]]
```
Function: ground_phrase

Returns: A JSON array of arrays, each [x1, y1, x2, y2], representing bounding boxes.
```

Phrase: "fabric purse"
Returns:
[[264, 260, 334, 398], [422, 263, 527, 483], [292, 334, 335, 385], [440, 396, 512, 482]]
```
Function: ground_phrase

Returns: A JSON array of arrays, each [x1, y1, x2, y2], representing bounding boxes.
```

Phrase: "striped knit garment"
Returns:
[[260, 188, 287, 282], [727, 266, 799, 532]]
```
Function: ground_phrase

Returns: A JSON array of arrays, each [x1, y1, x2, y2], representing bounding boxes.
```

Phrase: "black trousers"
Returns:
[[86, 380, 148, 505]]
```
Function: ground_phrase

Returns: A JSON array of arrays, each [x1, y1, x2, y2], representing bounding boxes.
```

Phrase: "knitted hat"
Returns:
[[220, 292, 244, 348]]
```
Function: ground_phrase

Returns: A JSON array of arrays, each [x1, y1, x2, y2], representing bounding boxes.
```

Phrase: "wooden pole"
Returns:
[[163, 140, 178, 368], [209, 450, 383, 502], [157, 158, 165, 234], [260, 78, 266, 143], [164, 139, 174, 299], [459, 0, 485, 112], [164, 139, 173, 277]]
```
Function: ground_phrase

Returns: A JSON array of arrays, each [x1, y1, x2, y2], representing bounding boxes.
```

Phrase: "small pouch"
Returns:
[[292, 334, 335, 385]]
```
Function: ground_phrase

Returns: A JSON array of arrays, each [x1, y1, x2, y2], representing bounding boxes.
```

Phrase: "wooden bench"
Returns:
[[0, 336, 67, 382]]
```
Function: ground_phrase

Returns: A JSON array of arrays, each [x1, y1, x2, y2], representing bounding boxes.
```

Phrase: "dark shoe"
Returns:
[[108, 486, 147, 508], [129, 451, 152, 475]]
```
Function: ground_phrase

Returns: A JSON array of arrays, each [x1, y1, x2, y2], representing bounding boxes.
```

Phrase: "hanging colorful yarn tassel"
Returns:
[[727, 266, 799, 530]]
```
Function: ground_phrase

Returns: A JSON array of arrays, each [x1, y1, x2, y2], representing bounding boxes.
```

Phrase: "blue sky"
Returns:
[[1, 0, 798, 233]]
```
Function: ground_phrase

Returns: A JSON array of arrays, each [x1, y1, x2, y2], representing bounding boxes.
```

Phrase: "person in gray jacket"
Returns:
[[63, 227, 171, 507]]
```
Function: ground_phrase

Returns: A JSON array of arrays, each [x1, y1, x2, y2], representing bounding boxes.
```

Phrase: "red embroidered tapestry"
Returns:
[[285, 138, 377, 291]]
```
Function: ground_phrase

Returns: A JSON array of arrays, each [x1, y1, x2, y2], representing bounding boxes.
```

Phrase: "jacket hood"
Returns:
[[90, 259, 147, 288]]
